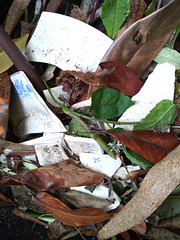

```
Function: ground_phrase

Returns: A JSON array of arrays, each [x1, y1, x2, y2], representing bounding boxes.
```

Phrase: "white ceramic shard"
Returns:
[[24, 12, 113, 72], [43, 85, 70, 108], [64, 134, 103, 155], [115, 165, 140, 179], [70, 185, 121, 212], [23, 133, 103, 165], [79, 153, 121, 177], [10, 71, 66, 138], [116, 63, 176, 130], [35, 142, 68, 166]]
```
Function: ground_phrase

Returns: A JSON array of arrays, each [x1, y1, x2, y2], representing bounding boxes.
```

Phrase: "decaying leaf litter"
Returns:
[[0, 0, 180, 239]]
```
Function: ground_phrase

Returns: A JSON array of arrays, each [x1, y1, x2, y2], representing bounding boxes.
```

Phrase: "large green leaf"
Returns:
[[89, 88, 133, 120], [134, 100, 177, 130], [122, 145, 154, 169], [154, 47, 180, 70], [0, 33, 29, 74], [101, 0, 131, 39]]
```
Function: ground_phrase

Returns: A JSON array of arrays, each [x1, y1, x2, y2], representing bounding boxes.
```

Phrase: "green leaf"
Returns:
[[152, 194, 180, 220], [134, 100, 177, 130], [101, 0, 131, 39], [0, 33, 29, 74], [144, 0, 156, 16], [69, 118, 90, 137], [154, 47, 180, 70], [122, 145, 153, 169], [90, 88, 133, 120]]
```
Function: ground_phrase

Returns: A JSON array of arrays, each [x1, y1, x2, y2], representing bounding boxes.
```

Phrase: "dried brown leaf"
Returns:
[[158, 215, 180, 230], [32, 192, 111, 226], [107, 130, 180, 164], [99, 61, 143, 97], [99, 0, 180, 77], [97, 144, 180, 239], [0, 159, 105, 191], [0, 72, 11, 139], [147, 228, 180, 240], [0, 193, 14, 206], [60, 190, 113, 209], [70, 5, 87, 23]]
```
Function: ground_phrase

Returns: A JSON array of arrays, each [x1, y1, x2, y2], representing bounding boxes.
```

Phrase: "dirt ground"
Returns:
[[0, 205, 49, 240]]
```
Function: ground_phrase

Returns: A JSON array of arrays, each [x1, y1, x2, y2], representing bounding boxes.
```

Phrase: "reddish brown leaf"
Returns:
[[0, 159, 105, 191], [107, 130, 180, 164], [0, 72, 11, 139], [32, 192, 111, 227], [99, 61, 143, 97]]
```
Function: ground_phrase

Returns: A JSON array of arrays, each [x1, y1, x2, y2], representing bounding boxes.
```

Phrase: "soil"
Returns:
[[0, 205, 49, 240]]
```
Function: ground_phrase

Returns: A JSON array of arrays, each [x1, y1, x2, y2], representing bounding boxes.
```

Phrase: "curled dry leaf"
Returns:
[[97, 144, 180, 239], [32, 192, 111, 227], [99, 61, 143, 97], [107, 130, 180, 164], [0, 159, 105, 191], [99, 0, 180, 77], [58, 68, 114, 87], [60, 190, 114, 210], [147, 228, 180, 240], [157, 215, 180, 230], [0, 72, 11, 139]]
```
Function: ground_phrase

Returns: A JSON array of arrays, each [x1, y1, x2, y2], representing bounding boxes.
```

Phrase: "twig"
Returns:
[[3, 0, 32, 35], [0, 25, 45, 98], [44, 81, 116, 159], [157, 0, 162, 10], [45, 0, 63, 12], [88, 0, 100, 25], [0, 139, 34, 151]]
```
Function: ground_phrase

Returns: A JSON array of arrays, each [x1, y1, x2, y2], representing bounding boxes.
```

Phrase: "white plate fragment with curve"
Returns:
[[116, 63, 176, 131], [24, 12, 113, 72]]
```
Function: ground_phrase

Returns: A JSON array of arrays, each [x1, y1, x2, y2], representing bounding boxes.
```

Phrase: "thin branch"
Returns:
[[45, 0, 63, 12]]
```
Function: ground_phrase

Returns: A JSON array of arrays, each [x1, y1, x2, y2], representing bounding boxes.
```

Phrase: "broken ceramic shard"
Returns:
[[43, 85, 70, 108], [79, 153, 122, 177], [23, 133, 103, 166], [116, 63, 176, 130], [10, 71, 66, 138], [115, 165, 140, 180], [24, 12, 112, 72], [70, 184, 121, 212]]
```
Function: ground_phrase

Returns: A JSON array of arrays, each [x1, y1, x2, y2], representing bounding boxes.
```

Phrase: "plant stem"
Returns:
[[43, 81, 139, 126], [44, 81, 116, 159]]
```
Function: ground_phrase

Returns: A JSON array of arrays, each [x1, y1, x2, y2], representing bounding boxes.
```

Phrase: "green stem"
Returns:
[[30, 14, 38, 24], [43, 81, 139, 126], [44, 81, 116, 159], [24, 7, 29, 22]]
